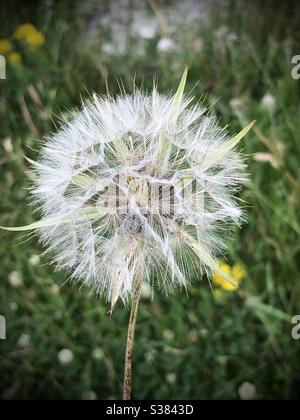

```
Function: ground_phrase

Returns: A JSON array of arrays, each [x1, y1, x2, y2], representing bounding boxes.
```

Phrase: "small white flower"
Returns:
[[238, 382, 256, 400], [29, 254, 40, 267], [141, 282, 152, 299], [166, 373, 177, 384], [137, 24, 157, 40], [8, 271, 23, 288], [58, 349, 74, 365], [3, 137, 13, 153], [199, 328, 208, 337], [229, 97, 246, 111], [157, 38, 175, 52], [261, 93, 276, 111], [102, 42, 115, 55], [145, 348, 156, 362], [92, 347, 104, 360], [163, 329, 175, 342], [133, 16, 157, 40], [18, 334, 31, 348]]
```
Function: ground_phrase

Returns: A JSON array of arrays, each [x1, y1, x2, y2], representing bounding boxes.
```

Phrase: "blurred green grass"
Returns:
[[0, 0, 300, 400]]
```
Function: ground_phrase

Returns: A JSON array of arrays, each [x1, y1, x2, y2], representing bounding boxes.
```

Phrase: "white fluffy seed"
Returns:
[[58, 349, 74, 365], [29, 77, 248, 305]]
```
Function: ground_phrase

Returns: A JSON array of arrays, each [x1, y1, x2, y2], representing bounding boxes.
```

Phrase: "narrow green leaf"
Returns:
[[172, 66, 188, 113], [247, 296, 291, 322], [25, 156, 94, 188], [0, 217, 67, 231], [227, 120, 256, 148], [183, 232, 237, 287], [198, 120, 256, 172], [0, 206, 108, 232], [24, 155, 52, 171]]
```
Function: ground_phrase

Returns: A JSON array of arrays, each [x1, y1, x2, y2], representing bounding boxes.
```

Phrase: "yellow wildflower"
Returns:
[[14, 23, 45, 48], [232, 263, 246, 282], [14, 24, 37, 39], [26, 31, 45, 48], [213, 260, 246, 292], [213, 261, 235, 291], [8, 52, 21, 65], [0, 39, 12, 54]]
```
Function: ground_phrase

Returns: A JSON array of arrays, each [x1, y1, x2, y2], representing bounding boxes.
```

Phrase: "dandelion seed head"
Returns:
[[18, 334, 31, 348], [3, 137, 13, 153], [30, 77, 248, 305], [8, 271, 23, 288], [261, 93, 276, 111], [238, 382, 256, 400], [29, 254, 40, 267], [92, 347, 104, 361], [157, 38, 176, 52], [166, 373, 177, 384], [58, 349, 74, 365]]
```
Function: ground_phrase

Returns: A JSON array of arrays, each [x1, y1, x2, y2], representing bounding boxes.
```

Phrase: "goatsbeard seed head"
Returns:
[[29, 75, 251, 306]]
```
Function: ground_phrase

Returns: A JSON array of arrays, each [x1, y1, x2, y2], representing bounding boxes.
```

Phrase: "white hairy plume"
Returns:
[[1, 70, 254, 307]]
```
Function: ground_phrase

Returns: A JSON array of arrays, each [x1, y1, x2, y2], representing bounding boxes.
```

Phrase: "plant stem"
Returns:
[[123, 275, 142, 400]]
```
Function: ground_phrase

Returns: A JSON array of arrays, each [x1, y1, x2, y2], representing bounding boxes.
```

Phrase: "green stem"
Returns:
[[122, 275, 142, 400]]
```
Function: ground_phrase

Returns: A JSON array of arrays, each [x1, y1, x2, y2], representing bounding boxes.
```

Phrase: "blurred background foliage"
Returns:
[[0, 0, 300, 400]]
